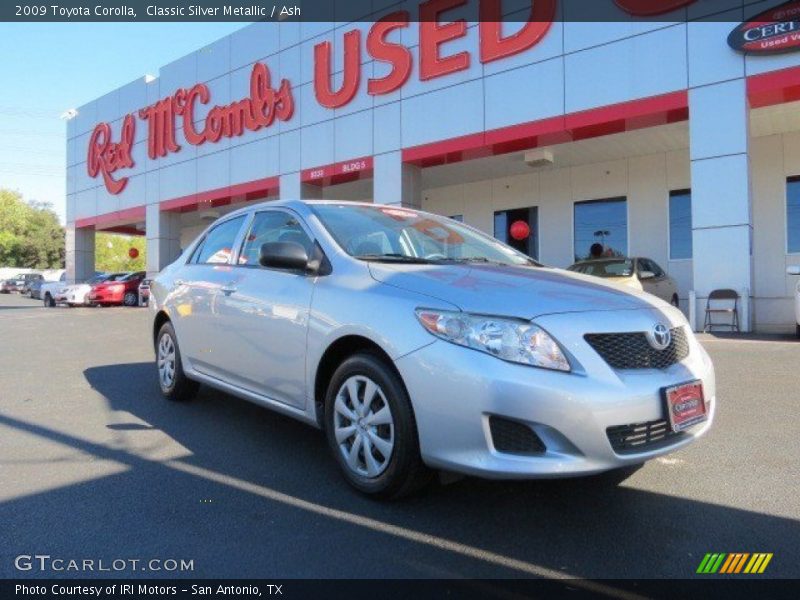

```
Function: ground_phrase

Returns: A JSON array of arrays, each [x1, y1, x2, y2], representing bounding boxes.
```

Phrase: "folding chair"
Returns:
[[703, 289, 740, 333]]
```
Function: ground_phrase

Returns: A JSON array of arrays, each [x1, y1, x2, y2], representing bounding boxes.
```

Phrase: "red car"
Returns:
[[88, 271, 146, 307]]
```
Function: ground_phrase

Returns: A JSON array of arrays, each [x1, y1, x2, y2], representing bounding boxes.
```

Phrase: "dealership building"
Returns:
[[66, 0, 800, 332]]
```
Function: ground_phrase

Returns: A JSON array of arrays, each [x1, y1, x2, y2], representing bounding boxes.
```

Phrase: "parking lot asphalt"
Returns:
[[0, 292, 798, 582]]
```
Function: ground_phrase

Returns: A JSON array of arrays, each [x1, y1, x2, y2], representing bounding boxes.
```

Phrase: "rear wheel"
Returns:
[[324, 353, 431, 499], [796, 324, 800, 339], [123, 291, 138, 307], [156, 322, 198, 402]]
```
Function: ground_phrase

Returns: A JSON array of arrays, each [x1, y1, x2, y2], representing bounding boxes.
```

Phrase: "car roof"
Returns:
[[218, 199, 406, 221]]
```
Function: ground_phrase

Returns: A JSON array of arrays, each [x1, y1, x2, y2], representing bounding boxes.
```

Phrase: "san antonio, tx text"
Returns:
[[16, 584, 280, 596]]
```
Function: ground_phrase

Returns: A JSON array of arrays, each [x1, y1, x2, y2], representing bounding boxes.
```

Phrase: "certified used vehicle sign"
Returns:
[[728, 1, 800, 55], [664, 381, 707, 432]]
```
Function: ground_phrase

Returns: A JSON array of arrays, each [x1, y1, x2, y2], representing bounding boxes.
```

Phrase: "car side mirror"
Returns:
[[259, 242, 309, 271], [639, 270, 656, 280], [788, 266, 800, 276]]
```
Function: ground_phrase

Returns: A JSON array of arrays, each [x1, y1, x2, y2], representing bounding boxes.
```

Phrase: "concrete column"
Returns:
[[146, 204, 182, 276], [373, 151, 421, 208], [65, 226, 95, 284], [688, 78, 753, 332], [280, 172, 322, 200]]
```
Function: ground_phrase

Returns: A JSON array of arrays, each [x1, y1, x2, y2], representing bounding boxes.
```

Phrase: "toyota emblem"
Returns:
[[647, 323, 672, 351]]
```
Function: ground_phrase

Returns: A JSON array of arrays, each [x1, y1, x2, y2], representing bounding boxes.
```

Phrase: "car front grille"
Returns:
[[489, 416, 546, 455], [584, 327, 689, 370], [606, 419, 686, 454]]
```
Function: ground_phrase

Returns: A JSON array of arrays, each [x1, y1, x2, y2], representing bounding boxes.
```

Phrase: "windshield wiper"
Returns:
[[435, 257, 541, 267], [356, 253, 435, 264]]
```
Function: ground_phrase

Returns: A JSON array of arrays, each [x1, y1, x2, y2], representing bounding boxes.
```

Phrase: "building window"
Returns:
[[494, 207, 538, 260], [788, 177, 800, 253], [669, 189, 693, 260], [573, 198, 627, 262]]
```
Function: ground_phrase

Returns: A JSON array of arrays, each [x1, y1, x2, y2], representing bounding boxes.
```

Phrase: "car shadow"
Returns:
[[0, 361, 797, 581]]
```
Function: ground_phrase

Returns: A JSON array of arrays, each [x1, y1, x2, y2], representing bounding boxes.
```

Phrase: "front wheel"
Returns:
[[156, 322, 198, 402], [43, 294, 55, 308], [324, 353, 431, 499], [670, 294, 679, 308], [796, 323, 800, 339]]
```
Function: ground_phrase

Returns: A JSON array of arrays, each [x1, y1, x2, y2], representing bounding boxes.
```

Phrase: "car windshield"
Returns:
[[120, 272, 144, 281], [568, 259, 634, 277], [312, 204, 538, 267]]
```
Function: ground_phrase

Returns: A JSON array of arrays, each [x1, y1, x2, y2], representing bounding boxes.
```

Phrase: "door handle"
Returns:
[[174, 279, 185, 286], [221, 285, 237, 296]]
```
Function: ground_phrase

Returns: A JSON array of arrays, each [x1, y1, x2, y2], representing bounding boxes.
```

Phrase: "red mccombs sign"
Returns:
[[87, 0, 702, 195]]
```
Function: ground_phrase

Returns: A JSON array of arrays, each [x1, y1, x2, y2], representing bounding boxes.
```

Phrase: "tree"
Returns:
[[0, 189, 64, 268], [95, 232, 146, 272]]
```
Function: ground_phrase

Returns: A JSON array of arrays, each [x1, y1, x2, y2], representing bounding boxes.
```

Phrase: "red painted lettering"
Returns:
[[419, 0, 470, 81], [314, 29, 362, 108], [367, 11, 412, 96], [479, 0, 555, 64]]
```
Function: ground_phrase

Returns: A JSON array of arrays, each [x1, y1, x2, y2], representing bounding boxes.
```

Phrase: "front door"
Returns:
[[215, 209, 316, 409]]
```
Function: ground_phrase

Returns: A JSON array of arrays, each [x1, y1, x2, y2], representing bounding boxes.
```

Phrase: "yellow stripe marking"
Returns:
[[744, 554, 759, 573], [758, 553, 773, 573], [749, 554, 765, 573]]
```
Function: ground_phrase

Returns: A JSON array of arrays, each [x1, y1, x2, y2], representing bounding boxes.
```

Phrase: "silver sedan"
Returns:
[[150, 201, 715, 498]]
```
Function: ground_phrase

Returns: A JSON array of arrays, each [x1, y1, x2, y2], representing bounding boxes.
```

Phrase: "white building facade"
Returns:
[[66, 0, 800, 332]]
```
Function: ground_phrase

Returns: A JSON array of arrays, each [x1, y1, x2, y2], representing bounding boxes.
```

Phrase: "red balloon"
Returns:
[[128, 247, 139, 259], [509, 220, 530, 241]]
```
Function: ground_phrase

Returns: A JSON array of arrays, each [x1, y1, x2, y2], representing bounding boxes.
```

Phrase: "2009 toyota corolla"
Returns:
[[150, 200, 715, 498]]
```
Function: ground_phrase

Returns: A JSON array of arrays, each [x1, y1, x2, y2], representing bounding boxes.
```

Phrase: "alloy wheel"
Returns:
[[333, 375, 395, 478], [157, 333, 176, 390]]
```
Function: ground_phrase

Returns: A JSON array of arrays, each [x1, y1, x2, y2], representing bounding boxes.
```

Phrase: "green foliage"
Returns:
[[0, 189, 64, 269], [95, 232, 146, 272]]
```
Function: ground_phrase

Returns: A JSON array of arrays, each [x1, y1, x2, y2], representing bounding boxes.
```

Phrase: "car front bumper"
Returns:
[[88, 290, 124, 304], [394, 308, 715, 479]]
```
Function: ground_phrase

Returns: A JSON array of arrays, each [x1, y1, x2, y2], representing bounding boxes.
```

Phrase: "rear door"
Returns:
[[172, 215, 248, 378]]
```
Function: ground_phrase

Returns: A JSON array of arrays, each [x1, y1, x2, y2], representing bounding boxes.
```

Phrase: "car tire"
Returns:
[[156, 322, 198, 402], [43, 294, 55, 308], [123, 292, 138, 307], [324, 352, 432, 499], [671, 294, 679, 308], [796, 324, 800, 339]]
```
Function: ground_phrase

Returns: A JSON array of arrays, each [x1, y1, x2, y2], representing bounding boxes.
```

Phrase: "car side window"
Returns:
[[191, 216, 246, 265], [650, 260, 666, 278], [239, 211, 314, 267]]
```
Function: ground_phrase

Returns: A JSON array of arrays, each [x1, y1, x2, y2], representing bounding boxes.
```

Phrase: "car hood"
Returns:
[[368, 263, 667, 319]]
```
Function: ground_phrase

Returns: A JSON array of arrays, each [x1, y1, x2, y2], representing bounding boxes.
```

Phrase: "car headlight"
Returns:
[[415, 309, 571, 372]]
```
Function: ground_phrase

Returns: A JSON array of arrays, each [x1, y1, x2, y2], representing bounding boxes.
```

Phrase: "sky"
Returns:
[[0, 22, 248, 223]]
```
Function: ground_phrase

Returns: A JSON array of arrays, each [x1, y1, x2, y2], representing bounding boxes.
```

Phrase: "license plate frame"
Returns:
[[662, 380, 707, 432]]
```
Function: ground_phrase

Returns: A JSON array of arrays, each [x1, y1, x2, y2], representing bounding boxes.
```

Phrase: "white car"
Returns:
[[54, 273, 119, 307], [788, 266, 800, 338], [567, 257, 680, 307], [40, 273, 67, 307]]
